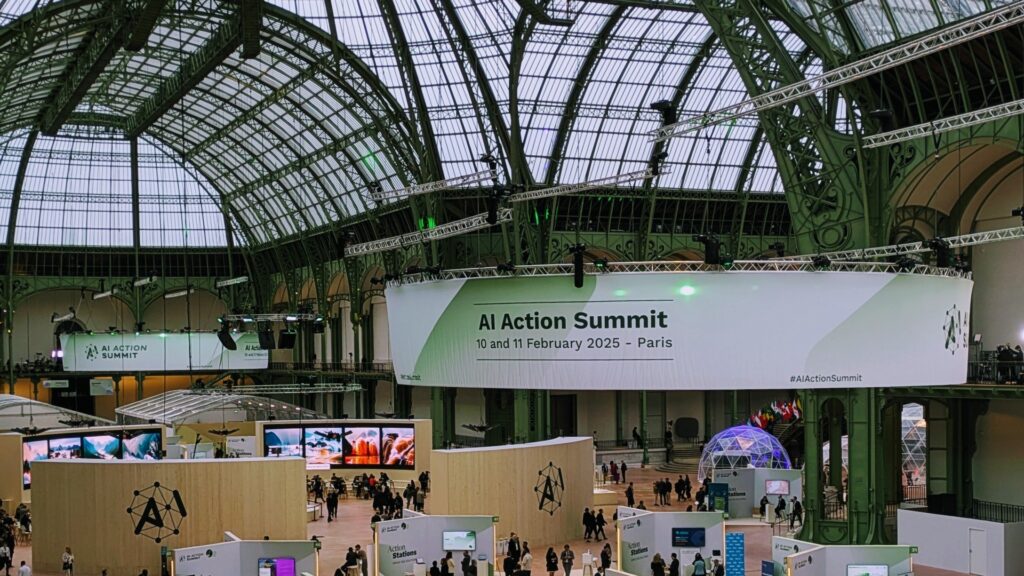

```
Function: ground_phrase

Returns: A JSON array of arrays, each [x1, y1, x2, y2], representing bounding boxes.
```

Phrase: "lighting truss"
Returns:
[[774, 226, 1024, 262], [650, 2, 1024, 142], [509, 168, 666, 203], [397, 260, 969, 283], [863, 98, 1024, 148], [344, 207, 513, 257], [222, 313, 319, 322], [195, 383, 364, 394], [368, 169, 497, 202], [215, 275, 249, 288]]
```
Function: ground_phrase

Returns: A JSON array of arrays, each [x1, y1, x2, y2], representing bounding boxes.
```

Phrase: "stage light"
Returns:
[[926, 237, 952, 267], [811, 255, 831, 269], [593, 258, 609, 270], [650, 100, 679, 126], [678, 285, 696, 296], [215, 276, 249, 288], [1013, 206, 1023, 223], [496, 261, 515, 274], [93, 287, 119, 300], [406, 266, 424, 275], [284, 314, 299, 322], [133, 275, 157, 287], [895, 256, 918, 272], [312, 318, 326, 334], [768, 242, 785, 258], [51, 307, 75, 323], [217, 323, 237, 351]]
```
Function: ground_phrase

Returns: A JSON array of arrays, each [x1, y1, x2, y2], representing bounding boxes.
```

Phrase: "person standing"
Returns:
[[650, 554, 666, 576], [521, 543, 533, 576], [595, 509, 607, 541], [668, 554, 679, 576], [674, 476, 684, 502], [601, 463, 608, 485], [599, 544, 611, 570], [625, 483, 635, 508], [462, 551, 472, 576], [691, 553, 706, 576], [446, 552, 457, 576], [16, 562, 29, 576], [61, 547, 74, 576], [683, 475, 691, 500], [430, 561, 441, 576], [356, 544, 368, 576], [560, 545, 574, 576], [508, 532, 522, 563], [545, 548, 558, 576], [0, 541, 10, 576], [610, 461, 619, 484], [631, 427, 642, 448], [790, 497, 803, 528], [620, 461, 628, 483]]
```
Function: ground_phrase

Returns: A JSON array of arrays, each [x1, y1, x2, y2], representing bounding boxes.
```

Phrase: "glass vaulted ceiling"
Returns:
[[0, 0, 961, 248]]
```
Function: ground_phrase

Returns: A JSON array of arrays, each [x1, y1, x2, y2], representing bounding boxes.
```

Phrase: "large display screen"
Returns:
[[304, 427, 346, 469], [344, 427, 381, 465], [259, 557, 297, 576], [765, 480, 790, 496], [82, 434, 121, 459], [22, 438, 48, 489], [121, 430, 162, 460], [48, 436, 82, 459], [443, 531, 477, 551], [382, 427, 415, 467], [847, 566, 888, 576], [671, 527, 706, 548], [263, 424, 415, 469], [264, 427, 303, 457]]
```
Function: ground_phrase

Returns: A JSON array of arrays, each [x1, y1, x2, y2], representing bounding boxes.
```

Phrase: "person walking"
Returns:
[[61, 547, 74, 576], [625, 483, 635, 507], [595, 509, 607, 541], [560, 545, 574, 576], [682, 475, 691, 500], [583, 508, 594, 542], [790, 497, 803, 528], [601, 463, 609, 485], [545, 548, 558, 576]]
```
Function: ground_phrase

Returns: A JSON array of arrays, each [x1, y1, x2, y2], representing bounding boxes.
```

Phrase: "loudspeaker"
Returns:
[[258, 329, 276, 350], [278, 330, 296, 349], [217, 328, 237, 350], [573, 249, 584, 288]]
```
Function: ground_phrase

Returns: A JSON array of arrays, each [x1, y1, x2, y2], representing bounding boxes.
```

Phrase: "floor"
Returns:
[[17, 464, 967, 575]]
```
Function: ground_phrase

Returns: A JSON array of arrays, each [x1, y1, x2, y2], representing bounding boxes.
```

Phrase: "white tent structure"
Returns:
[[115, 389, 324, 426], [0, 394, 113, 432]]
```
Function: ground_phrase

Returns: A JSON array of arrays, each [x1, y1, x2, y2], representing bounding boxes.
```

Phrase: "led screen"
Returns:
[[443, 531, 477, 551], [258, 557, 297, 576], [22, 438, 47, 489], [381, 427, 415, 468], [82, 434, 121, 459], [122, 430, 162, 460], [304, 427, 345, 469], [765, 480, 790, 496], [671, 527, 706, 548], [264, 427, 304, 458], [344, 427, 381, 465], [48, 436, 82, 459]]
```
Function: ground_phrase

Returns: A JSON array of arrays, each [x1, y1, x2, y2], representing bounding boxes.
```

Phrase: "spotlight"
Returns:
[[693, 234, 722, 266], [133, 275, 157, 287], [370, 277, 384, 286], [650, 150, 669, 177], [405, 266, 424, 275], [312, 317, 325, 334], [217, 322, 237, 351], [478, 152, 498, 172], [215, 276, 249, 288], [593, 258, 608, 271], [496, 261, 515, 274], [164, 286, 194, 299], [768, 242, 785, 258], [384, 273, 400, 283], [93, 287, 119, 300], [895, 256, 918, 272], [1012, 206, 1023, 224], [426, 265, 442, 276], [925, 237, 952, 268], [569, 243, 586, 288], [51, 307, 75, 323], [811, 255, 831, 269], [650, 100, 678, 126]]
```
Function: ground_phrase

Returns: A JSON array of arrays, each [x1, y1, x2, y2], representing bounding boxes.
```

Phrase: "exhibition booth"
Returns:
[[898, 508, 1024, 575], [711, 468, 803, 519], [256, 418, 431, 483], [768, 537, 913, 576], [616, 507, 727, 576], [375, 511, 496, 576], [173, 534, 318, 576], [32, 457, 307, 575], [429, 437, 593, 544]]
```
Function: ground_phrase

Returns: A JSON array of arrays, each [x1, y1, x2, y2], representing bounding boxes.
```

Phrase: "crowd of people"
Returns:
[[598, 460, 630, 484], [759, 495, 804, 528], [649, 552, 722, 576], [0, 507, 30, 576]]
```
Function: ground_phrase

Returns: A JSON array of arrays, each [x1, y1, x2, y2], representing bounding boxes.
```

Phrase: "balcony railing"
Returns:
[[969, 499, 1024, 523], [267, 361, 394, 373], [968, 359, 1023, 384]]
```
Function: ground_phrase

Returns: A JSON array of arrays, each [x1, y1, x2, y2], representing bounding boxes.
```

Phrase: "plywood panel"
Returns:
[[32, 457, 306, 575], [0, 434, 21, 511], [429, 437, 594, 546]]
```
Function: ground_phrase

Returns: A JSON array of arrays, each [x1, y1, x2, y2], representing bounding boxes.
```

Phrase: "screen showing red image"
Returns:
[[344, 427, 380, 465], [381, 427, 415, 468]]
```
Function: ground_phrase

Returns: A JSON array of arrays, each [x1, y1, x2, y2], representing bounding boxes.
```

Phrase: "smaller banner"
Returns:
[[89, 378, 114, 396], [60, 332, 268, 371], [725, 533, 744, 576], [43, 379, 69, 389]]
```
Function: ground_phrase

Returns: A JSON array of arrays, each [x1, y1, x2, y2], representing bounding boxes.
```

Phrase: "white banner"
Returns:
[[387, 271, 973, 389], [377, 514, 495, 576], [60, 333, 268, 372]]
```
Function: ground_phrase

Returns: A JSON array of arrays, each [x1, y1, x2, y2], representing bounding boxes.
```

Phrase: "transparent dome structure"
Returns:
[[697, 425, 792, 481], [901, 404, 927, 486]]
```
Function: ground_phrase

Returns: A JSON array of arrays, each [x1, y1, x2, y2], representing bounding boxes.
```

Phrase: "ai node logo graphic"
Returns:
[[535, 462, 564, 516], [127, 481, 187, 542], [85, 344, 99, 361], [943, 304, 968, 354]]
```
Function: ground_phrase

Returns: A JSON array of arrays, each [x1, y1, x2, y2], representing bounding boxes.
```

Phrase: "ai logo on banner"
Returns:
[[534, 462, 564, 516], [943, 304, 968, 354], [127, 481, 187, 542], [85, 344, 99, 360]]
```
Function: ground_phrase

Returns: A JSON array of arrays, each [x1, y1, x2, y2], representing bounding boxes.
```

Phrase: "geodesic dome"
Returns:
[[901, 404, 927, 485], [821, 436, 848, 485], [698, 425, 792, 481]]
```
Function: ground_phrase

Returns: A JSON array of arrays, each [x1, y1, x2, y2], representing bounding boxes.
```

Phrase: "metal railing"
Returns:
[[969, 500, 1024, 523], [595, 437, 669, 451], [902, 484, 927, 504], [821, 499, 848, 520], [968, 360, 1023, 384], [266, 361, 394, 373]]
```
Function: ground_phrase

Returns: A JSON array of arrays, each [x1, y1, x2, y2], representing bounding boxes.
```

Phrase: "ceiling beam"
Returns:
[[124, 0, 168, 50], [125, 16, 241, 138]]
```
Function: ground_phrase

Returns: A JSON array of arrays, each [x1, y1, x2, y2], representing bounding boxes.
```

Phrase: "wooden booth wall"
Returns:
[[33, 458, 306, 575], [0, 434, 20, 512], [255, 419, 432, 482], [429, 437, 594, 546]]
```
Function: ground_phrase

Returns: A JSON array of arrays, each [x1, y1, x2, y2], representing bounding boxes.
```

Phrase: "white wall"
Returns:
[[974, 399, 1024, 506], [898, 509, 1019, 575], [617, 509, 726, 574]]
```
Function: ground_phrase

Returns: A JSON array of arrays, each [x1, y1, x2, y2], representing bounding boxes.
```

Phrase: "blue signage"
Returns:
[[725, 532, 745, 576], [761, 559, 775, 576]]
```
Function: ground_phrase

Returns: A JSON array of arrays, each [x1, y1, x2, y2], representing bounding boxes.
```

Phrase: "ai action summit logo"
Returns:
[[943, 304, 968, 354], [85, 344, 99, 361], [127, 481, 187, 543], [535, 462, 564, 516]]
